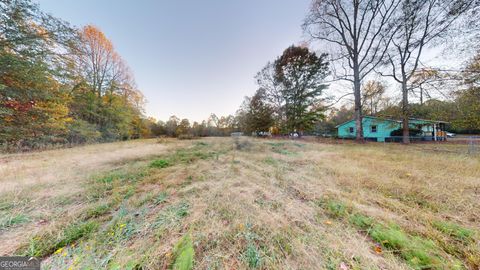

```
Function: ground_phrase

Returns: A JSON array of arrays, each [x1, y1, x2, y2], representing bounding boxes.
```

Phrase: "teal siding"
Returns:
[[337, 117, 400, 142]]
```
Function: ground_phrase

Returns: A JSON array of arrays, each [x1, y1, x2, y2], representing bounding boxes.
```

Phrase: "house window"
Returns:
[[371, 125, 377, 133], [349, 127, 354, 133]]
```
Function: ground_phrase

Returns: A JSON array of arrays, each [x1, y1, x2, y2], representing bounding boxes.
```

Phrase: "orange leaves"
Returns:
[[81, 25, 114, 53]]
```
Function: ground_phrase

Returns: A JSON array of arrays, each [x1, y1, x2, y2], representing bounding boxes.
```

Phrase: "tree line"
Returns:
[[1, 0, 149, 150], [2, 0, 479, 149]]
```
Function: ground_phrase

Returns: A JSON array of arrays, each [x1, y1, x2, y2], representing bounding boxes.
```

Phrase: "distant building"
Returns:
[[336, 116, 448, 142]]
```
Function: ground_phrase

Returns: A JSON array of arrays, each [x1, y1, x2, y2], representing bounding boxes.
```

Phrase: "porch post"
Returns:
[[433, 123, 437, 141]]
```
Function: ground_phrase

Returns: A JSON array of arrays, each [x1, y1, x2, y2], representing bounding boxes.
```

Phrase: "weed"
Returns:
[[238, 223, 263, 269], [244, 243, 262, 269], [108, 219, 137, 242]]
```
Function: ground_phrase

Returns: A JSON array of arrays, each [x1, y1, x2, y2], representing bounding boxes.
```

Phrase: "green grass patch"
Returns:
[[25, 220, 98, 257], [432, 221, 474, 242], [153, 202, 190, 230], [170, 233, 195, 270], [266, 142, 297, 156], [263, 157, 277, 165], [368, 224, 447, 269], [85, 203, 111, 219], [244, 243, 262, 269], [150, 145, 220, 169], [317, 199, 349, 218], [0, 214, 29, 229], [154, 192, 169, 205], [150, 159, 171, 168], [194, 141, 208, 147], [272, 148, 294, 155], [348, 213, 374, 229], [266, 142, 286, 147], [317, 200, 457, 269], [173, 149, 217, 163], [88, 170, 146, 202]]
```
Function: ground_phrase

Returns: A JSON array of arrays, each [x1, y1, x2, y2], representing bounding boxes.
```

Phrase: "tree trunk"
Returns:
[[401, 78, 410, 144], [353, 67, 363, 142], [420, 86, 423, 105]]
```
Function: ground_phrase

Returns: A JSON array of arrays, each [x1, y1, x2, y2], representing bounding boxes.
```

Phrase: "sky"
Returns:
[[36, 0, 312, 122]]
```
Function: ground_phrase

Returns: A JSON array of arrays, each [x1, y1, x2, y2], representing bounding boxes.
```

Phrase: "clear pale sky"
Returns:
[[36, 0, 312, 122]]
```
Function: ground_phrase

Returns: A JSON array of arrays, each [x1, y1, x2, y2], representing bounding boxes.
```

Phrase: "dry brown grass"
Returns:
[[0, 137, 479, 269]]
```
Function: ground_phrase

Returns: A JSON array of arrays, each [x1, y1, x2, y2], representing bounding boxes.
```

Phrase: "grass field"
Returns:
[[0, 138, 479, 269]]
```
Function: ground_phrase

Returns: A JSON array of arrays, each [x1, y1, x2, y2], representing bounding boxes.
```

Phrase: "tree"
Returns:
[[382, 0, 474, 143], [255, 62, 285, 129], [165, 116, 179, 137], [274, 45, 329, 134], [453, 50, 480, 131], [304, 0, 400, 141], [176, 118, 191, 136], [0, 0, 74, 146], [244, 89, 275, 133], [1, 0, 149, 148], [362, 80, 386, 115], [72, 25, 124, 97], [409, 68, 441, 105], [68, 25, 145, 140]]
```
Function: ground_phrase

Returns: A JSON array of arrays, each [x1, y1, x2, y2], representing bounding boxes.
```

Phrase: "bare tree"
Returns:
[[304, 0, 400, 141], [381, 0, 474, 143], [362, 80, 386, 115], [255, 62, 285, 128]]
